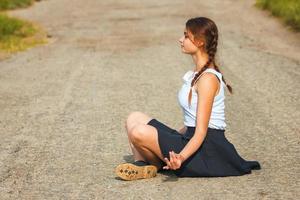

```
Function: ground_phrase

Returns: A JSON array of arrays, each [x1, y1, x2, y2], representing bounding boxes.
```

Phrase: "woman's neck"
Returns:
[[191, 51, 213, 72]]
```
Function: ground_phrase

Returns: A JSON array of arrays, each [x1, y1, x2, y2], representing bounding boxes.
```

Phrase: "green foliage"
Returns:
[[0, 14, 34, 40], [0, 13, 45, 52], [256, 0, 300, 31], [0, 0, 34, 10], [0, 1, 45, 53]]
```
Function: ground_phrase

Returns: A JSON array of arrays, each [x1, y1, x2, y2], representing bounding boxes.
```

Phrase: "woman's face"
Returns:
[[178, 28, 203, 54]]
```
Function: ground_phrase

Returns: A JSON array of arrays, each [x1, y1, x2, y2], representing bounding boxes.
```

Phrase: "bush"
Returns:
[[256, 0, 300, 31]]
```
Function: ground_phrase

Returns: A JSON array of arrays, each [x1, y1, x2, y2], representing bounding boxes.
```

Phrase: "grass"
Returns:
[[0, 0, 46, 56], [255, 0, 300, 31], [0, 14, 46, 53], [0, 0, 35, 11]]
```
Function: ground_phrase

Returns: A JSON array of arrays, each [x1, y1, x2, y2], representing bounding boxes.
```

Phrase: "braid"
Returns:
[[210, 29, 233, 94], [187, 27, 232, 108], [188, 51, 213, 108], [186, 17, 233, 108], [214, 65, 233, 94]]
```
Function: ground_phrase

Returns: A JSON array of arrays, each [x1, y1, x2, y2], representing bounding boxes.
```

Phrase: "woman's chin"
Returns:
[[181, 50, 189, 54]]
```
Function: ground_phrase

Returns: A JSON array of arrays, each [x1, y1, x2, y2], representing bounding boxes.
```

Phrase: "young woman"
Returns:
[[115, 17, 261, 181]]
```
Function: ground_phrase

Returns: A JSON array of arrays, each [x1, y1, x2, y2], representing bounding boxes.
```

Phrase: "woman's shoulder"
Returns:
[[204, 68, 222, 76], [194, 72, 220, 94]]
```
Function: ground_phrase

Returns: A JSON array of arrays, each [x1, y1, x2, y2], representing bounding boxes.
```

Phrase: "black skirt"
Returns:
[[147, 118, 261, 177]]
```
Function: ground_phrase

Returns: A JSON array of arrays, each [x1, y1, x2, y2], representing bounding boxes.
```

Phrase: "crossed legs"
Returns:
[[125, 111, 165, 170]]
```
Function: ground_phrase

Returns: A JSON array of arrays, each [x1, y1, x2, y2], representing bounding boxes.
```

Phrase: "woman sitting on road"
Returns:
[[115, 16, 261, 180]]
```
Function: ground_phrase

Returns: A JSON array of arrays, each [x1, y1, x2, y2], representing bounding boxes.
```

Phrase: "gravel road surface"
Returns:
[[0, 0, 299, 199]]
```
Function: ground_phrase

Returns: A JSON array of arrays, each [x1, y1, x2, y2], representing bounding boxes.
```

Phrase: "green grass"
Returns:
[[0, 0, 46, 55], [0, 0, 35, 11], [256, 0, 300, 31], [0, 13, 46, 53]]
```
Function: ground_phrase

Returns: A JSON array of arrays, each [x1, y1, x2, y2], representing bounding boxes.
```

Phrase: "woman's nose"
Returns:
[[179, 36, 184, 43]]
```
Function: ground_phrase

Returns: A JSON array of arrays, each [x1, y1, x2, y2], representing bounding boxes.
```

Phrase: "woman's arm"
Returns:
[[177, 125, 187, 134], [178, 73, 219, 162]]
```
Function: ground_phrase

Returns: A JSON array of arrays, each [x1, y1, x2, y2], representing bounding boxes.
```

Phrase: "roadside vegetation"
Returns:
[[256, 0, 300, 31], [0, 0, 46, 57], [0, 0, 36, 10]]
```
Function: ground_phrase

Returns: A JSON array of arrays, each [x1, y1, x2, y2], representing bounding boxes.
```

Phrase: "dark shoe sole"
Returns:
[[115, 163, 157, 181]]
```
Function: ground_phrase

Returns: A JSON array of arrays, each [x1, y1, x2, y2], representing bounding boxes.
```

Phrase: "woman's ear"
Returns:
[[197, 41, 204, 47]]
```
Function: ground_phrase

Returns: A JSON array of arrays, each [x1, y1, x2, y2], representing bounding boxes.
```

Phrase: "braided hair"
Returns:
[[186, 17, 233, 108]]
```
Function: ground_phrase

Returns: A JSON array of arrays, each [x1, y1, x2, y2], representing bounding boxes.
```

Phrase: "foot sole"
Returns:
[[115, 163, 157, 181]]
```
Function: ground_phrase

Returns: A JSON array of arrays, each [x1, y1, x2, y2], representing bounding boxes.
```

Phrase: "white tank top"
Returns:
[[177, 68, 226, 130]]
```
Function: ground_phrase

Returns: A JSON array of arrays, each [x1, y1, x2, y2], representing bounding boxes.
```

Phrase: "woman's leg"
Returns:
[[129, 124, 165, 170], [125, 112, 165, 169], [125, 111, 151, 161]]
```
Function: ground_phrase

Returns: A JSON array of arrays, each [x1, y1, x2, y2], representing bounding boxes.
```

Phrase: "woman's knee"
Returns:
[[129, 124, 148, 145], [125, 111, 145, 131]]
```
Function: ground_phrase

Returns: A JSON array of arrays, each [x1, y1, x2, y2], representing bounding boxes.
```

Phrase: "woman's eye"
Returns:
[[183, 32, 188, 39]]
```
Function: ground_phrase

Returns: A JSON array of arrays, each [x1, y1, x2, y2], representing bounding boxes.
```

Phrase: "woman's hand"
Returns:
[[163, 151, 185, 170]]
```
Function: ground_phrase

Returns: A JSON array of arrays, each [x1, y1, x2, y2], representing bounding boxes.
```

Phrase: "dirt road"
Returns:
[[0, 0, 299, 199]]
